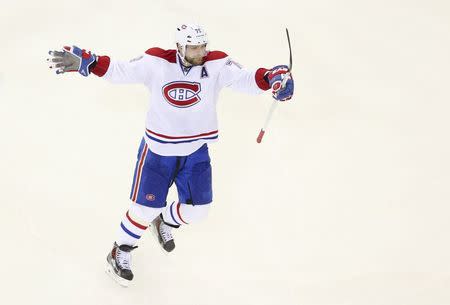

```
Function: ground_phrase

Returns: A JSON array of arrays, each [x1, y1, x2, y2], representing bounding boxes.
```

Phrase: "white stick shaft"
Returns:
[[256, 100, 278, 143], [256, 28, 292, 144], [262, 101, 278, 131]]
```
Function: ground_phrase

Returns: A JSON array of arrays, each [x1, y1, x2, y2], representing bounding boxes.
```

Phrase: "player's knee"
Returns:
[[129, 202, 164, 225], [179, 203, 211, 224]]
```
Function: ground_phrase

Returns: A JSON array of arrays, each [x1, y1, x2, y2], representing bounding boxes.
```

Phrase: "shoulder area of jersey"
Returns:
[[144, 47, 228, 63]]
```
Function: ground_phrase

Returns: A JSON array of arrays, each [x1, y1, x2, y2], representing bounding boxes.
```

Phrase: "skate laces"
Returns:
[[116, 248, 132, 270], [159, 222, 173, 242]]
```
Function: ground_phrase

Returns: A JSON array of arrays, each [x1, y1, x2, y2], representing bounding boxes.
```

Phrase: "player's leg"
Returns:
[[106, 139, 175, 286], [158, 144, 213, 251], [106, 203, 162, 287]]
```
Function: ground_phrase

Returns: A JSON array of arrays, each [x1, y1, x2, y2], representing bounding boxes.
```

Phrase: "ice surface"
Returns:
[[1, 0, 450, 304]]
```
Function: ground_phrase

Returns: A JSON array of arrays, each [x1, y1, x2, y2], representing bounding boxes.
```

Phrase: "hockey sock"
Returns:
[[116, 203, 164, 246], [161, 201, 211, 226]]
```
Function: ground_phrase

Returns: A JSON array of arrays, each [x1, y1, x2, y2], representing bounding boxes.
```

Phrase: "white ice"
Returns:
[[1, 0, 450, 304]]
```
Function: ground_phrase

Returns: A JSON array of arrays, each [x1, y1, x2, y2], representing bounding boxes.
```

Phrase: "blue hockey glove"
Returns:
[[47, 45, 97, 77], [267, 65, 294, 101]]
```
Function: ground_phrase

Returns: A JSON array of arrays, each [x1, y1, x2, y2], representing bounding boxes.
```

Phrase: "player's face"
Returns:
[[184, 44, 207, 66]]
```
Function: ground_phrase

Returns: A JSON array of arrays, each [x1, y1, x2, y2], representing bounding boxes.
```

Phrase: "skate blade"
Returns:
[[105, 261, 131, 288]]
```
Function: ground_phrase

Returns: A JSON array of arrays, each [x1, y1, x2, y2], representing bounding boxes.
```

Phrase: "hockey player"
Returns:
[[47, 24, 294, 287]]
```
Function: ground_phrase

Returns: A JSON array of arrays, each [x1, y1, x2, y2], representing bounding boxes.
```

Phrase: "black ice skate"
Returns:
[[105, 242, 137, 287], [152, 215, 177, 252]]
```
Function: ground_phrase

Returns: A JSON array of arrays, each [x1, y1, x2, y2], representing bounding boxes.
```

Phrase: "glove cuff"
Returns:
[[91, 55, 111, 77], [255, 68, 271, 90]]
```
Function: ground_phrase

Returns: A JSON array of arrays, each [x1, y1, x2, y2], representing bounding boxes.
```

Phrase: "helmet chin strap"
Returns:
[[177, 44, 193, 67]]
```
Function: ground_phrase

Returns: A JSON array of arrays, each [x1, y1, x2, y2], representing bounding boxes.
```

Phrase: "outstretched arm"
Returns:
[[47, 45, 153, 84], [218, 58, 294, 101]]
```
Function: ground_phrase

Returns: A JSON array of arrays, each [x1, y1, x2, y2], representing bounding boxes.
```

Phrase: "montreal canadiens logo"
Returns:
[[145, 194, 155, 201], [162, 81, 202, 108]]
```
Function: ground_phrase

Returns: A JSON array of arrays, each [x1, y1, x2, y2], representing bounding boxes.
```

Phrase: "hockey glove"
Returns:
[[267, 65, 294, 101], [47, 46, 97, 77]]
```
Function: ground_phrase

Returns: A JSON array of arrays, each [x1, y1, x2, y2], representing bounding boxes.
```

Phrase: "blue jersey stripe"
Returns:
[[146, 134, 218, 144]]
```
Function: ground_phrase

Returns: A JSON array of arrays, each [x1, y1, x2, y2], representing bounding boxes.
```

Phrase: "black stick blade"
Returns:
[[286, 28, 292, 70]]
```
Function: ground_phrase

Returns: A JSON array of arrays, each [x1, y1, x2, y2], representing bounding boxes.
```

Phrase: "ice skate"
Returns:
[[151, 215, 176, 252], [105, 242, 137, 287]]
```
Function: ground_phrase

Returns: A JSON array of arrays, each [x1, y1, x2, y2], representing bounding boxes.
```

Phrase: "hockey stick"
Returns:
[[256, 28, 293, 143]]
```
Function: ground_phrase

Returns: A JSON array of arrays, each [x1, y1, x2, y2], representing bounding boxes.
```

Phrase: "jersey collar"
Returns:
[[177, 54, 193, 76]]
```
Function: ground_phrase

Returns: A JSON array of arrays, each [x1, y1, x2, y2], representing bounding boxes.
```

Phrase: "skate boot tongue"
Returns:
[[159, 222, 176, 252], [151, 215, 177, 253], [160, 223, 173, 241], [116, 245, 137, 269]]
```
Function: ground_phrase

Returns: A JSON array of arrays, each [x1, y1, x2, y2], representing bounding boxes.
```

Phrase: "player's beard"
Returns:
[[185, 55, 204, 66]]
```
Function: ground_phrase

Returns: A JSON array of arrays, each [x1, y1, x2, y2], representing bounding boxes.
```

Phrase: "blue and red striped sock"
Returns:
[[116, 203, 164, 246], [162, 201, 210, 226]]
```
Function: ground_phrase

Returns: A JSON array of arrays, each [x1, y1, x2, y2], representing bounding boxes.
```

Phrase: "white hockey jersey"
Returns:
[[91, 48, 271, 156]]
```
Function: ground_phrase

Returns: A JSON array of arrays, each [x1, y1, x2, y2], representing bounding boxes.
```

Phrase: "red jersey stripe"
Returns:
[[146, 129, 218, 140], [131, 143, 148, 202]]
